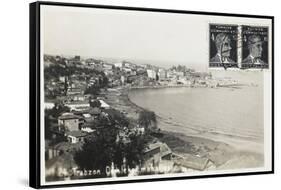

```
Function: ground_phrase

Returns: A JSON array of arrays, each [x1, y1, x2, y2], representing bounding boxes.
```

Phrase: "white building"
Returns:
[[114, 62, 123, 68], [99, 100, 110, 109], [103, 63, 113, 70], [121, 75, 125, 85], [176, 71, 184, 77], [58, 113, 83, 132], [45, 102, 55, 109], [59, 76, 66, 82], [147, 69, 156, 80], [66, 131, 87, 144], [88, 61, 96, 65], [123, 68, 132, 73], [65, 101, 90, 111], [158, 69, 167, 80]]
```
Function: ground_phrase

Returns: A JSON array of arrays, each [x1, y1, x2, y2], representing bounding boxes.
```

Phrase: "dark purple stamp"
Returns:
[[241, 26, 269, 69], [209, 24, 238, 69]]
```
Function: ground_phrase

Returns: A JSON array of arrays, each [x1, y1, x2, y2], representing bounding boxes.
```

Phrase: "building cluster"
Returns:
[[44, 54, 227, 180], [44, 55, 239, 92]]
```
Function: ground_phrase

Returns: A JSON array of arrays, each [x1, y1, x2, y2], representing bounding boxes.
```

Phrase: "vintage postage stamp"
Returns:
[[241, 26, 269, 69], [209, 24, 238, 68]]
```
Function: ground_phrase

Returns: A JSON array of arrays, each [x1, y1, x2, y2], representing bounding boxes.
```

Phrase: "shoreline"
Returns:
[[105, 86, 264, 169]]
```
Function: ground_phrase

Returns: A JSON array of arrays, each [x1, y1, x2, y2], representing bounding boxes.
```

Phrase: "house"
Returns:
[[80, 122, 96, 133], [159, 143, 173, 160], [88, 107, 101, 116], [86, 60, 96, 66], [66, 87, 84, 96], [85, 58, 96, 65], [74, 107, 101, 119], [59, 76, 66, 82], [65, 101, 90, 111], [177, 78, 191, 85], [58, 113, 83, 132], [144, 143, 161, 160], [127, 75, 138, 84], [81, 125, 95, 133], [136, 68, 146, 75], [123, 68, 132, 73], [99, 100, 110, 109], [104, 70, 113, 76], [66, 131, 87, 144], [158, 69, 167, 81], [147, 69, 156, 80], [120, 75, 125, 85], [67, 94, 88, 102], [45, 102, 55, 109], [124, 62, 132, 68], [132, 126, 145, 134], [176, 71, 184, 77], [114, 62, 123, 68], [103, 63, 113, 70], [158, 160, 175, 173], [143, 142, 172, 167], [173, 154, 215, 171], [72, 107, 101, 127]]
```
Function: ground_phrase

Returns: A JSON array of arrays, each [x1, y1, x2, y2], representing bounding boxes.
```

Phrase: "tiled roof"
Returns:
[[65, 101, 89, 105], [58, 113, 82, 120], [174, 154, 209, 171], [66, 130, 87, 137], [144, 142, 172, 156], [89, 107, 101, 115]]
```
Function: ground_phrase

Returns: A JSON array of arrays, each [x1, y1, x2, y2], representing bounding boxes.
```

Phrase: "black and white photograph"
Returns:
[[29, 1, 274, 188], [241, 26, 269, 69]]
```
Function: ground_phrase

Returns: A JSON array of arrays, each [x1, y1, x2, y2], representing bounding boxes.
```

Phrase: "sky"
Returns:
[[41, 5, 271, 71]]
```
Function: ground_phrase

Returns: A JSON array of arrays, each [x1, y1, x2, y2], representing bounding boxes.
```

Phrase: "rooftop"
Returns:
[[174, 154, 210, 171], [81, 122, 95, 129], [89, 107, 101, 115], [144, 142, 172, 157], [99, 100, 110, 108], [66, 130, 87, 137], [58, 113, 83, 120], [65, 101, 89, 105]]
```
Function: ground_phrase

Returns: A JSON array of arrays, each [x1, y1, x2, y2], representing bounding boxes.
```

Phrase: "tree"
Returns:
[[84, 85, 101, 96], [44, 104, 70, 140], [89, 99, 101, 108], [156, 73, 159, 81], [74, 126, 118, 174], [74, 109, 150, 174], [74, 109, 125, 173], [124, 132, 150, 169], [138, 110, 157, 132], [113, 141, 126, 170], [74, 128, 149, 174], [104, 109, 129, 128], [48, 103, 70, 118]]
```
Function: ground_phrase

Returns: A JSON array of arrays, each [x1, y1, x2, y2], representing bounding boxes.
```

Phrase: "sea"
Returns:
[[128, 75, 264, 141]]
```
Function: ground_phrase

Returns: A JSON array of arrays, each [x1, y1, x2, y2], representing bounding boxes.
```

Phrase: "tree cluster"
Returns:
[[74, 127, 150, 175]]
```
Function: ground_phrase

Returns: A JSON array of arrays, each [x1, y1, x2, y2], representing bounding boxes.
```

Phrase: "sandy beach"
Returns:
[[104, 87, 264, 170]]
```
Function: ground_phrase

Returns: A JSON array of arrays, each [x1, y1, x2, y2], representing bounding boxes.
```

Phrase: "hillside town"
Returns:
[[44, 54, 239, 181]]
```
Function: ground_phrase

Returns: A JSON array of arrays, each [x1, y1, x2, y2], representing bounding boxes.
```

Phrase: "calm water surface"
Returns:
[[129, 86, 263, 140]]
